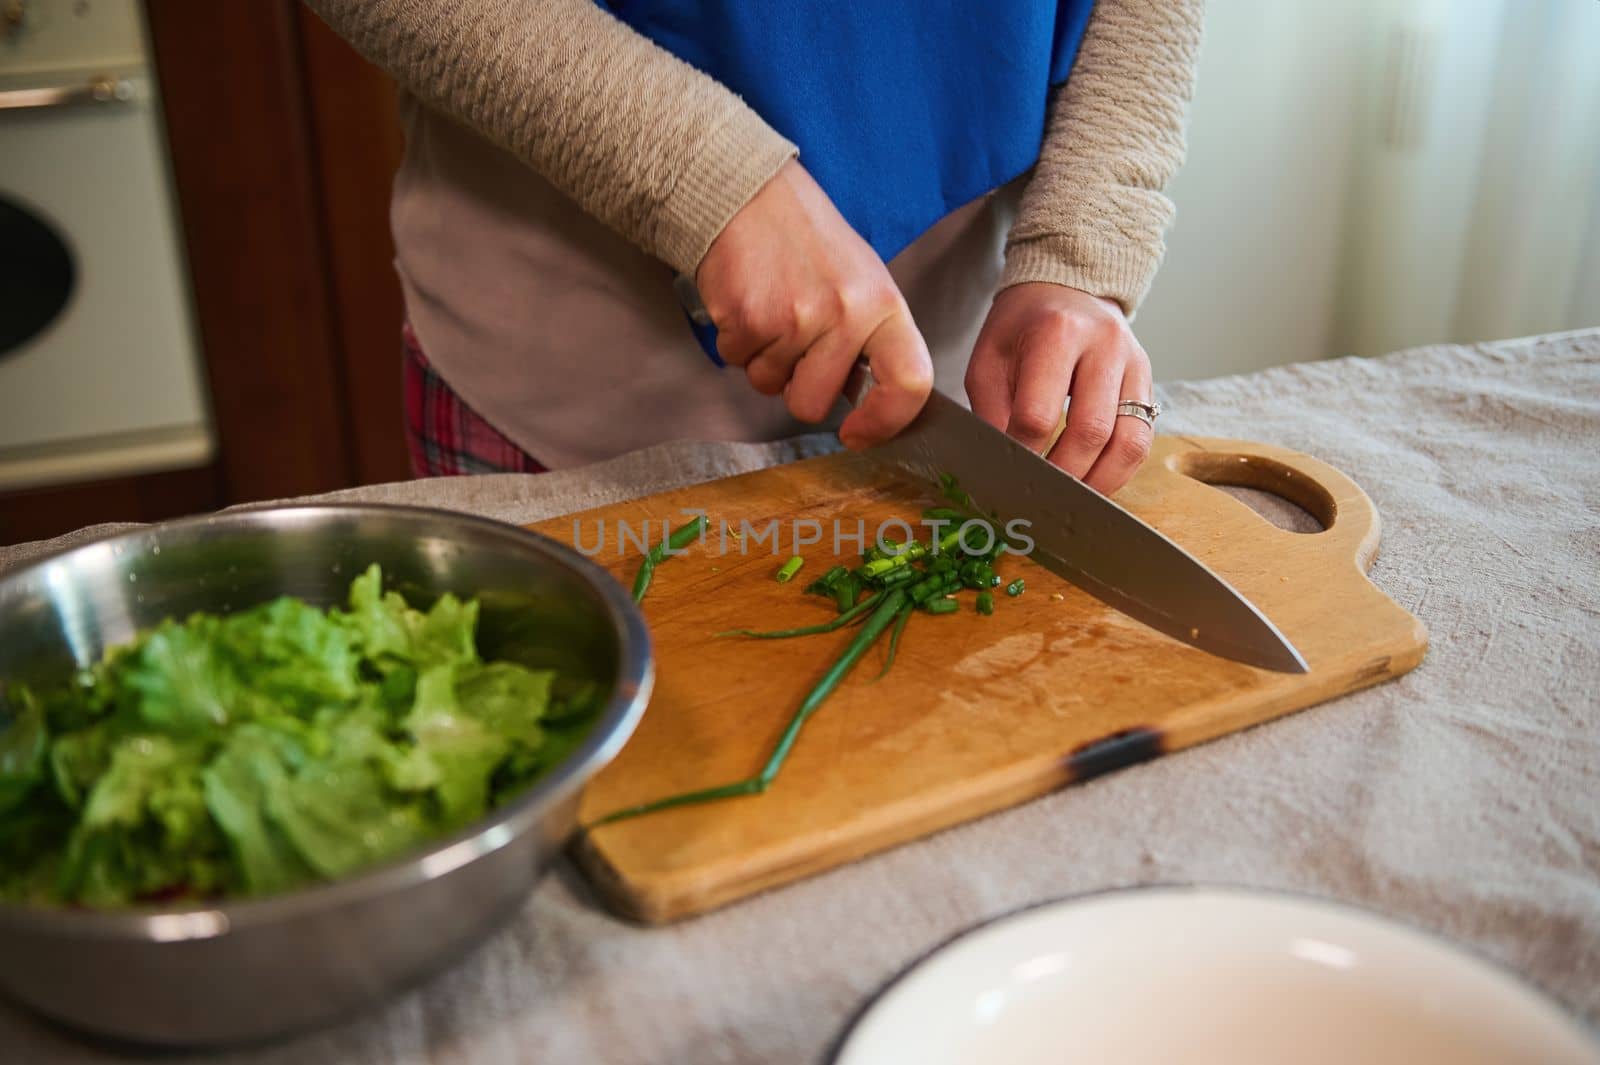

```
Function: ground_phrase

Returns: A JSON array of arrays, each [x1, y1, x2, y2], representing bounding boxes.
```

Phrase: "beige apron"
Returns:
[[392, 95, 1018, 468]]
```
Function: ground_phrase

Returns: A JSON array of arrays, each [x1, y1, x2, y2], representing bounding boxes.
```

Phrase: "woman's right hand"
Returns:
[[695, 160, 933, 449]]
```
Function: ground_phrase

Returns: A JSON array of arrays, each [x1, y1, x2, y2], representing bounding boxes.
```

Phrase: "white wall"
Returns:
[[1451, 0, 1600, 342], [1133, 0, 1600, 380], [1335, 0, 1509, 357], [1133, 0, 1378, 381]]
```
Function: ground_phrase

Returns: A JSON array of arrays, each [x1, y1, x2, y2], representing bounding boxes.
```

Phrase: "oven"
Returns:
[[0, 0, 212, 492]]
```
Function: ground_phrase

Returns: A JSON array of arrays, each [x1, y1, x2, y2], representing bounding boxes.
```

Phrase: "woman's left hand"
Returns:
[[964, 282, 1155, 496]]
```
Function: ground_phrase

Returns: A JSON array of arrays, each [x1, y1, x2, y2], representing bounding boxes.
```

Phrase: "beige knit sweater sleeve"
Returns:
[[1002, 0, 1206, 313], [307, 0, 1201, 308], [303, 0, 797, 275]]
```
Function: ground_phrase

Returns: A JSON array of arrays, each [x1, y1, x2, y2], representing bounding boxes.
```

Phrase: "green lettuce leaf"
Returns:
[[403, 665, 509, 827], [216, 597, 361, 714], [0, 689, 47, 816], [340, 564, 413, 663], [339, 565, 479, 671], [120, 618, 238, 737], [203, 724, 315, 896], [49, 722, 112, 809], [59, 735, 227, 906], [264, 759, 429, 880], [454, 661, 553, 745]]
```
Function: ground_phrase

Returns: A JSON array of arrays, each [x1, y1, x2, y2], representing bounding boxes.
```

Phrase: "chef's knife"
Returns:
[[844, 362, 1309, 674]]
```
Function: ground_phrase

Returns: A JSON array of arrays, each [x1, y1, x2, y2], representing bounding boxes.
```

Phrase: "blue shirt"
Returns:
[[598, 0, 1096, 357]]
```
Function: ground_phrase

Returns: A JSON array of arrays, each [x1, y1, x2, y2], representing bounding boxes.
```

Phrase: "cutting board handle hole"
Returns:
[[1169, 452, 1334, 534]]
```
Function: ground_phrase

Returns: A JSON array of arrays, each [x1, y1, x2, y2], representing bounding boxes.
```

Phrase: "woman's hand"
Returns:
[[965, 283, 1154, 495], [696, 160, 933, 449]]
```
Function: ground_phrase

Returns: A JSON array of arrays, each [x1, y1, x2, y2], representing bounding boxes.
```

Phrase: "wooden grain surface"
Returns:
[[531, 436, 1427, 923]]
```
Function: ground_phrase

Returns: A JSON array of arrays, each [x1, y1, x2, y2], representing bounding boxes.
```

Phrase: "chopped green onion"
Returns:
[[1005, 578, 1025, 597], [631, 514, 708, 603], [924, 597, 959, 615], [874, 602, 914, 680], [939, 472, 973, 509], [976, 591, 995, 615], [805, 565, 849, 595], [909, 573, 960, 605], [718, 591, 884, 639], [860, 541, 929, 578], [776, 556, 805, 583], [833, 573, 860, 612], [875, 565, 920, 588], [593, 589, 910, 826]]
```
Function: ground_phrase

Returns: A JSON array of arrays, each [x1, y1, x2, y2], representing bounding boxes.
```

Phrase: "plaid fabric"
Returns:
[[403, 323, 547, 477]]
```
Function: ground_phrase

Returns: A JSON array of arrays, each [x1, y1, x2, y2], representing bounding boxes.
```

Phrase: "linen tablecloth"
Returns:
[[3, 330, 1597, 1062]]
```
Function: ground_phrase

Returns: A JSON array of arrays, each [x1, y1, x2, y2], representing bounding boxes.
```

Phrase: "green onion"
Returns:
[[833, 573, 860, 613], [860, 541, 929, 579], [939, 472, 973, 509], [874, 602, 914, 680], [630, 561, 655, 603], [631, 515, 708, 603], [909, 572, 960, 605], [976, 591, 995, 615], [875, 566, 920, 587], [592, 589, 910, 826], [666, 515, 707, 551], [1005, 578, 1025, 597], [776, 556, 805, 583], [924, 597, 959, 615], [805, 565, 849, 595], [718, 591, 884, 639]]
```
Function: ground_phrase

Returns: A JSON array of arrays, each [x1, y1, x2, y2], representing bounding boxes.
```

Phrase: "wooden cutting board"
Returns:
[[531, 435, 1427, 923]]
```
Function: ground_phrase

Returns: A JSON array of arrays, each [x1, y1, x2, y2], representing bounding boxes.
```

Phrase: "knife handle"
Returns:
[[673, 273, 727, 367], [843, 358, 875, 409]]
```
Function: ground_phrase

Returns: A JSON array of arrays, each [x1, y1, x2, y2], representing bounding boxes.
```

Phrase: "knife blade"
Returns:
[[844, 363, 1309, 674]]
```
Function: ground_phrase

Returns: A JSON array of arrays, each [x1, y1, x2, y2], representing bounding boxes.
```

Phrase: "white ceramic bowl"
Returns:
[[836, 887, 1597, 1065]]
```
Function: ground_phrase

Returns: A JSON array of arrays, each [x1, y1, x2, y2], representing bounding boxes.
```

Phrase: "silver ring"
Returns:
[[1116, 399, 1161, 429]]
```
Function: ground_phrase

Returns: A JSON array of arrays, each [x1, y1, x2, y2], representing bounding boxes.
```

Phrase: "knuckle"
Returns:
[[1086, 310, 1123, 344], [820, 284, 849, 322], [708, 300, 746, 336], [791, 296, 828, 338], [1113, 427, 1153, 465], [772, 301, 800, 339], [1070, 414, 1116, 449], [1016, 309, 1077, 353], [846, 278, 899, 323], [832, 283, 865, 323], [1009, 406, 1059, 443], [868, 278, 902, 313], [737, 302, 784, 340]]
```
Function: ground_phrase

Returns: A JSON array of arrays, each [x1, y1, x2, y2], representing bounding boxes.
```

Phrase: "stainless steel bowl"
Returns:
[[0, 505, 652, 1046]]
